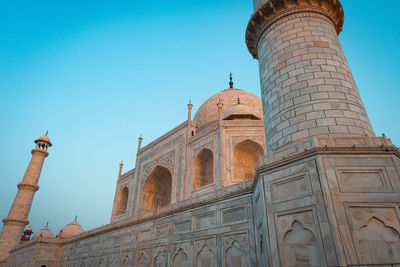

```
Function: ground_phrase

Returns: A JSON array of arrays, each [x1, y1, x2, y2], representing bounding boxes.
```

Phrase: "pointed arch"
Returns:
[[172, 248, 189, 266], [140, 166, 172, 213], [193, 148, 214, 189], [357, 216, 400, 263], [225, 240, 249, 267], [116, 187, 129, 216], [283, 220, 319, 267], [233, 140, 264, 181], [196, 244, 215, 267]]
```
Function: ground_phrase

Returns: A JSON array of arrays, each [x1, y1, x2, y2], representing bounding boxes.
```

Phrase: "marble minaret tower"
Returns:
[[247, 0, 400, 266], [0, 134, 52, 260]]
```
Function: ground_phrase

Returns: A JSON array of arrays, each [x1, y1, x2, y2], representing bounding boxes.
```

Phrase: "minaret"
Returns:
[[246, 0, 375, 152], [0, 134, 52, 260]]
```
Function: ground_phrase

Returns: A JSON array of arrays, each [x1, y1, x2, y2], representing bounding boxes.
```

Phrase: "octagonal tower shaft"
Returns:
[[0, 137, 51, 261], [246, 0, 374, 152]]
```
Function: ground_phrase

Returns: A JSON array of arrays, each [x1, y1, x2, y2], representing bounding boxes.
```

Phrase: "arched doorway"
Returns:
[[116, 187, 129, 216], [140, 166, 172, 213], [233, 140, 264, 181], [193, 149, 214, 189]]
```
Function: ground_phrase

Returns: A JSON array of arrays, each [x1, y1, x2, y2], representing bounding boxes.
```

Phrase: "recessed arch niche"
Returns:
[[233, 140, 264, 181], [193, 148, 214, 189], [116, 186, 129, 216], [140, 166, 172, 213]]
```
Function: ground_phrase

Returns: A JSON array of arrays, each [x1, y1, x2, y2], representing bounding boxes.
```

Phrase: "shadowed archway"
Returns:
[[140, 166, 172, 213]]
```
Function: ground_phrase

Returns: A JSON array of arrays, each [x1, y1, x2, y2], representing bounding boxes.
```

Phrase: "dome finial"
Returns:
[[229, 73, 234, 89], [46, 221, 49, 228], [74, 215, 77, 221]]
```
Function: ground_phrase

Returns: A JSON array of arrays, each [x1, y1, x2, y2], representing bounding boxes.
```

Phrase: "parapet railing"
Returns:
[[348, 263, 400, 267]]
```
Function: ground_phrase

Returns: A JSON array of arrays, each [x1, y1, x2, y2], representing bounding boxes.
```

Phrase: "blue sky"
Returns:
[[0, 0, 399, 234]]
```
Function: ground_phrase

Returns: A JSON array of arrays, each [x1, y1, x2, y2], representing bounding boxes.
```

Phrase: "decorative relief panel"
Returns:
[[193, 141, 214, 158], [174, 219, 191, 234], [172, 241, 190, 267], [142, 150, 175, 179], [155, 224, 169, 238], [276, 209, 324, 267], [222, 206, 248, 225], [336, 167, 393, 193], [271, 172, 311, 203], [138, 228, 152, 241], [152, 245, 168, 267], [232, 135, 265, 151], [108, 254, 120, 267], [97, 256, 107, 267], [120, 251, 134, 267], [222, 232, 250, 267], [195, 212, 216, 230], [346, 205, 400, 264], [136, 248, 150, 267], [194, 236, 217, 267]]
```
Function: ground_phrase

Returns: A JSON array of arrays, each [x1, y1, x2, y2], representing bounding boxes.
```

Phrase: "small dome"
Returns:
[[193, 88, 262, 129], [223, 103, 262, 120], [35, 134, 52, 147], [38, 135, 50, 142], [33, 226, 54, 239], [57, 219, 84, 238]]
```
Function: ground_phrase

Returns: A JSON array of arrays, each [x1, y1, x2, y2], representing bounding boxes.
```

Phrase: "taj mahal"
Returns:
[[1, 0, 399, 266]]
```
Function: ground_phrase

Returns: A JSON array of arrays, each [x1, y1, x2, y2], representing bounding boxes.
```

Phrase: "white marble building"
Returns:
[[1, 0, 399, 266]]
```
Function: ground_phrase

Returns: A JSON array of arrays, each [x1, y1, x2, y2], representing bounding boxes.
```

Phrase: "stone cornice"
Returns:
[[253, 145, 400, 186], [31, 148, 49, 157], [246, 0, 344, 59], [17, 183, 39, 191], [2, 218, 29, 226]]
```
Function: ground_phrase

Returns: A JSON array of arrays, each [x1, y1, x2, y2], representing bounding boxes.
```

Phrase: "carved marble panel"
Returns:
[[195, 212, 216, 230], [155, 224, 169, 238], [152, 244, 168, 267], [346, 205, 400, 264], [108, 253, 120, 267], [136, 248, 150, 267], [194, 236, 217, 267], [336, 167, 393, 193], [276, 209, 324, 267], [221, 206, 248, 225], [271, 172, 311, 203], [120, 251, 134, 267], [172, 241, 190, 267], [138, 228, 152, 241], [174, 219, 191, 234], [222, 232, 250, 267], [142, 150, 176, 179]]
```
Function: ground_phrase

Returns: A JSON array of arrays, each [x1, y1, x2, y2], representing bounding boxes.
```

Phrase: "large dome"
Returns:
[[57, 219, 84, 239], [193, 88, 263, 129]]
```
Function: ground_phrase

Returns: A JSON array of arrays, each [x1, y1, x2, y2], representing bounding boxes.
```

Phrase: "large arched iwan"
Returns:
[[193, 149, 213, 189], [233, 140, 264, 181], [116, 187, 129, 216], [140, 166, 172, 213]]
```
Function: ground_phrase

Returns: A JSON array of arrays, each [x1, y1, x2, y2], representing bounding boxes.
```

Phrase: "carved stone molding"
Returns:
[[232, 136, 265, 152], [17, 183, 39, 191], [246, 0, 344, 58], [142, 150, 175, 179], [2, 218, 29, 226], [193, 141, 214, 158]]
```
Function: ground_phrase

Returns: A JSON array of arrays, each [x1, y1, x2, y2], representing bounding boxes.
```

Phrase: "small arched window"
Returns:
[[193, 149, 214, 189], [116, 187, 129, 216]]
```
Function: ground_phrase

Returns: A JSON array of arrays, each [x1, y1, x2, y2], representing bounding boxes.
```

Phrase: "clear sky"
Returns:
[[0, 0, 399, 235]]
